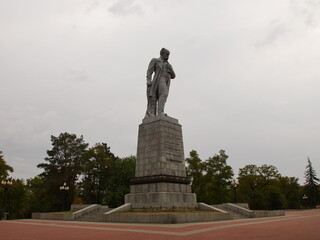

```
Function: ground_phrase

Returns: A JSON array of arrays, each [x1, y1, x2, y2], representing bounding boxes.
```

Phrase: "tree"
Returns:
[[0, 151, 14, 218], [186, 150, 234, 204], [0, 177, 34, 220], [0, 151, 14, 179], [79, 143, 116, 204], [5, 179, 29, 219], [201, 150, 234, 204], [277, 176, 301, 209], [25, 176, 50, 212], [37, 132, 88, 211], [78, 143, 136, 208], [185, 150, 206, 193], [238, 164, 283, 209], [105, 155, 135, 207], [304, 157, 319, 208]]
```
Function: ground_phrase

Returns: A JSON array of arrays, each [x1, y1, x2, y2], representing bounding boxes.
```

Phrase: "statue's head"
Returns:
[[160, 48, 170, 61]]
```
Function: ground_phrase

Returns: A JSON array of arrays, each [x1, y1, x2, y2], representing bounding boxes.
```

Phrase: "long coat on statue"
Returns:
[[146, 57, 176, 99]]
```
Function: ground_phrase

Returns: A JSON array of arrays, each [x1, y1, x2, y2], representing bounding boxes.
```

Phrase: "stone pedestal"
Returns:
[[125, 115, 197, 210]]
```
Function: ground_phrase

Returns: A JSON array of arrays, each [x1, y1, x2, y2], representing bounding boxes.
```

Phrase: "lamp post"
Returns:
[[1, 177, 13, 220], [231, 180, 239, 203], [59, 182, 69, 211], [302, 194, 308, 209]]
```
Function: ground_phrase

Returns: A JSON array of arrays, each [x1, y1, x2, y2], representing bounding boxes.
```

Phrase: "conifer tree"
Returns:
[[304, 157, 319, 208], [37, 132, 89, 211]]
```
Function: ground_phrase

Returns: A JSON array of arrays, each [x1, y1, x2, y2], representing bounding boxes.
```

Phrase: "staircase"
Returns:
[[213, 204, 249, 220], [76, 206, 112, 222]]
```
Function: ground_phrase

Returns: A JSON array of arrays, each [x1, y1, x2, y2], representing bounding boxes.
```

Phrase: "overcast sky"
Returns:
[[1, 0, 320, 183]]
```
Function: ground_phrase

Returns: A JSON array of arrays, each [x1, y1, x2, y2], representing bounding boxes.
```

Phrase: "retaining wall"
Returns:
[[103, 212, 232, 224]]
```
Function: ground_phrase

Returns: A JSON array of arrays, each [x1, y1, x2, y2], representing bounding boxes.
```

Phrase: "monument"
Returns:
[[124, 48, 197, 210], [104, 48, 230, 223]]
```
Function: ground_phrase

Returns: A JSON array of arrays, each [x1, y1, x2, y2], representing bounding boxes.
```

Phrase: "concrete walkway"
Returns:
[[1, 209, 320, 240]]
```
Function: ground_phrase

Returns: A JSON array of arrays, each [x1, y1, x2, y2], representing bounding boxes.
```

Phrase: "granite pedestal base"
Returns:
[[125, 115, 197, 210]]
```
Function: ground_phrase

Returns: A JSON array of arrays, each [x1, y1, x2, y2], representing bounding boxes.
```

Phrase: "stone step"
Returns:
[[76, 207, 112, 222], [213, 205, 248, 220]]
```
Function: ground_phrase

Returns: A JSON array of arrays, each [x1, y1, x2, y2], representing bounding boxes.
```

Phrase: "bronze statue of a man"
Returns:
[[145, 48, 176, 117]]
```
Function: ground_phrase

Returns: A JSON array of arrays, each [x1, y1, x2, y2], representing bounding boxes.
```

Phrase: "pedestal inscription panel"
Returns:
[[135, 115, 186, 178]]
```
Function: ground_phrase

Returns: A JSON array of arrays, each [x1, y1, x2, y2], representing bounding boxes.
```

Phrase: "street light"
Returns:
[[302, 194, 308, 209], [59, 182, 69, 211], [231, 179, 239, 203], [1, 177, 13, 220]]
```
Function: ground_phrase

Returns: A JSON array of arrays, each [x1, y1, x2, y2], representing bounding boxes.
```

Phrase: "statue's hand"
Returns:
[[147, 81, 152, 86]]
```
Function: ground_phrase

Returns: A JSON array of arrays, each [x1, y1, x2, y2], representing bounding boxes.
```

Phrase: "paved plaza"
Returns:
[[1, 209, 320, 240]]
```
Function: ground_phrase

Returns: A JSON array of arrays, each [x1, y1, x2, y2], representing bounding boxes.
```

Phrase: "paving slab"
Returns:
[[1, 209, 320, 240]]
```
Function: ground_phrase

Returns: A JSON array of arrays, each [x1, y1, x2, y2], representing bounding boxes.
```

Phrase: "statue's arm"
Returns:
[[146, 58, 156, 85], [168, 63, 176, 79]]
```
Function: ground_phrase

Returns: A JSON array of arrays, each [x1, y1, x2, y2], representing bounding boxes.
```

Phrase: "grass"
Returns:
[[51, 211, 75, 214]]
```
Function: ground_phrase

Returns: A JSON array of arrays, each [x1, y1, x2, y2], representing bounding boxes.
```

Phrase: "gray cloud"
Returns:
[[255, 20, 288, 48], [290, 0, 320, 27], [109, 0, 145, 16], [65, 68, 90, 83]]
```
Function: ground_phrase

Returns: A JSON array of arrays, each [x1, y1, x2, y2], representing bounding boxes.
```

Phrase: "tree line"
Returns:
[[0, 133, 135, 219], [0, 132, 319, 219]]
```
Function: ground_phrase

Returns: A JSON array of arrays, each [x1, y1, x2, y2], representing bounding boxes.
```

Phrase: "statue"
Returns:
[[145, 48, 176, 117]]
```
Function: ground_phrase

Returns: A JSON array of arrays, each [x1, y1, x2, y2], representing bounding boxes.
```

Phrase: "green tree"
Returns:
[[25, 176, 50, 212], [238, 164, 283, 209], [79, 143, 136, 208], [5, 179, 29, 219], [0, 177, 33, 220], [0, 151, 14, 218], [37, 132, 89, 211], [186, 150, 234, 204], [105, 155, 136, 208], [185, 150, 206, 193], [201, 150, 234, 204], [0, 151, 14, 179], [79, 143, 116, 204], [277, 176, 301, 209], [304, 157, 319, 208]]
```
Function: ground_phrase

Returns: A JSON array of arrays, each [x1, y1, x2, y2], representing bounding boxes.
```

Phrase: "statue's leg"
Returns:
[[151, 97, 157, 115], [146, 97, 156, 117], [146, 97, 157, 117], [145, 85, 157, 117], [145, 86, 153, 117], [157, 77, 169, 115]]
